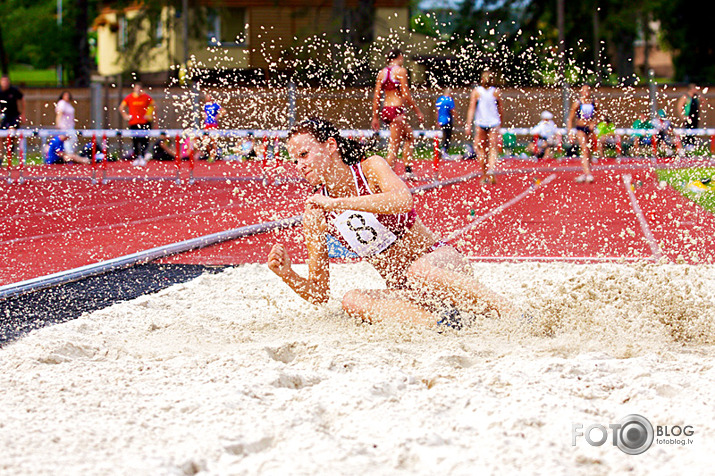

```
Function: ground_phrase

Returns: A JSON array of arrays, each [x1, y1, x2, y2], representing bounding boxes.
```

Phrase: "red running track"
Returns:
[[1, 157, 714, 286]]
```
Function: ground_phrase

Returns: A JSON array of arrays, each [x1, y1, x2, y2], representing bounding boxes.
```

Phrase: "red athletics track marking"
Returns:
[[434, 168, 655, 260], [0, 180, 308, 244], [0, 179, 309, 285], [160, 164, 655, 266], [1, 182, 249, 241], [623, 168, 715, 263]]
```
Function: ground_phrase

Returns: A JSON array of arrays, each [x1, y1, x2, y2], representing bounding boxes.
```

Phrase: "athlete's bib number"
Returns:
[[333, 210, 397, 257]]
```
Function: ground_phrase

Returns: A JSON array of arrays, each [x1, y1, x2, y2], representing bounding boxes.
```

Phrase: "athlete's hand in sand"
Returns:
[[371, 115, 380, 131], [306, 194, 336, 211], [267, 243, 292, 277]]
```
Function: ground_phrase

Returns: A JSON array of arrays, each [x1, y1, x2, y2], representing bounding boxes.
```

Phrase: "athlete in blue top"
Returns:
[[45, 135, 89, 164], [203, 91, 226, 161], [435, 88, 458, 153], [267, 118, 513, 328]]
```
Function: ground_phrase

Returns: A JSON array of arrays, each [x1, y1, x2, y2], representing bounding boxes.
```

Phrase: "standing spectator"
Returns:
[[676, 83, 700, 150], [203, 91, 225, 161], [55, 91, 77, 155], [45, 134, 90, 165], [567, 84, 600, 183], [119, 81, 154, 160], [465, 70, 503, 184], [527, 110, 558, 160], [0, 75, 25, 130], [435, 87, 459, 154]]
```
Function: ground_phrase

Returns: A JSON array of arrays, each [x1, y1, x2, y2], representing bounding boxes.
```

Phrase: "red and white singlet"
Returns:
[[321, 162, 416, 257]]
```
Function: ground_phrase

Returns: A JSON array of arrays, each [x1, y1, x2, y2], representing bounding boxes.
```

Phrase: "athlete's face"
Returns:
[[288, 133, 336, 187]]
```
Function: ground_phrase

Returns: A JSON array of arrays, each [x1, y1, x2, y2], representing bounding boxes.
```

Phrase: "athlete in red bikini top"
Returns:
[[381, 66, 401, 92], [379, 66, 404, 124]]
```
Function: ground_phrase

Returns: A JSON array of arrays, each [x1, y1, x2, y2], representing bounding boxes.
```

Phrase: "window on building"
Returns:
[[154, 16, 164, 46], [206, 7, 247, 47], [117, 16, 128, 51]]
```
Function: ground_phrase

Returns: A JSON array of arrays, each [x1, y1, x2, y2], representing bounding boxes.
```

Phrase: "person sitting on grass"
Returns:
[[45, 134, 90, 165], [150, 132, 176, 162], [527, 110, 558, 160], [595, 116, 617, 158], [629, 112, 654, 157], [652, 109, 683, 157]]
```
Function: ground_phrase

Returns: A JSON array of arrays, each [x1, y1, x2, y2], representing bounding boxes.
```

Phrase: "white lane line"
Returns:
[[445, 173, 557, 242], [622, 174, 664, 261]]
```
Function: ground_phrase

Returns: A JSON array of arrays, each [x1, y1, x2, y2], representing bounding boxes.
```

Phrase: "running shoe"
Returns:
[[436, 306, 463, 331], [575, 174, 587, 183], [586, 174, 594, 182]]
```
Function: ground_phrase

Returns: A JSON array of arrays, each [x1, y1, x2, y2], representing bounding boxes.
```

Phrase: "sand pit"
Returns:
[[1, 261, 714, 474]]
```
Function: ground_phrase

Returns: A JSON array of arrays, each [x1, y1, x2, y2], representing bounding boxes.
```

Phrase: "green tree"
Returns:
[[653, 0, 715, 83], [433, 0, 658, 86], [0, 0, 97, 85]]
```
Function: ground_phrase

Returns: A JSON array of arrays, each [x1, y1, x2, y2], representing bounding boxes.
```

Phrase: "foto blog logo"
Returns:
[[572, 414, 654, 455]]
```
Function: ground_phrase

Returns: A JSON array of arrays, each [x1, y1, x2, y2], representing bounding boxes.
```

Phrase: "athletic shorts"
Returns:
[[0, 116, 20, 130], [381, 106, 405, 125], [576, 125, 593, 135], [204, 123, 218, 130]]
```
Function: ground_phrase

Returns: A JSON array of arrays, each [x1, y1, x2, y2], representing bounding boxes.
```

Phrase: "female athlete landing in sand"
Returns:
[[267, 118, 512, 327]]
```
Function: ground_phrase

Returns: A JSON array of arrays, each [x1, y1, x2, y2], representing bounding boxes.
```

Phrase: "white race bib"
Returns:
[[333, 210, 397, 256]]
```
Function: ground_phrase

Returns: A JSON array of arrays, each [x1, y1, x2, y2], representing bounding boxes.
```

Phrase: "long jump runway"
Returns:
[[1, 157, 715, 286]]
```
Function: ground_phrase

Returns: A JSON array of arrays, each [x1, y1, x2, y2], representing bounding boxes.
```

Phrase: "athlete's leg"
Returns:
[[386, 120, 402, 168], [576, 129, 592, 175], [486, 128, 500, 180], [475, 127, 488, 177], [406, 246, 514, 318], [341, 288, 437, 326], [399, 117, 415, 168]]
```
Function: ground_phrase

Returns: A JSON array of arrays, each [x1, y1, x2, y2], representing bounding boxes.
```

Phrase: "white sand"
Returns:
[[1, 261, 714, 475]]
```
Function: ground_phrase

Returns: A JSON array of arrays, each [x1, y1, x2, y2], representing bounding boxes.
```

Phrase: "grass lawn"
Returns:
[[656, 168, 715, 214], [9, 67, 59, 87]]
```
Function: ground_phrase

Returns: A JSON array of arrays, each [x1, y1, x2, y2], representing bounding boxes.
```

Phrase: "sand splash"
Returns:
[[1, 262, 714, 475]]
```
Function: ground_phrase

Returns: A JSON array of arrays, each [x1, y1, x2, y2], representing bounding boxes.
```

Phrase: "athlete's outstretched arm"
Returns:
[[267, 205, 330, 304], [306, 155, 413, 215]]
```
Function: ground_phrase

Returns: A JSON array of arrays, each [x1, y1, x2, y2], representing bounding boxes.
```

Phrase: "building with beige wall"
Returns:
[[92, 1, 434, 84]]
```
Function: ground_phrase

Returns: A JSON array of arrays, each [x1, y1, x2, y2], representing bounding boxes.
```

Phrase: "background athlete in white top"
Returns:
[[55, 91, 77, 154], [465, 70, 503, 184]]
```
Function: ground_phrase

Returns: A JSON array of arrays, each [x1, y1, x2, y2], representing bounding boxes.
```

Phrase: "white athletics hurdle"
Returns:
[[0, 129, 444, 185]]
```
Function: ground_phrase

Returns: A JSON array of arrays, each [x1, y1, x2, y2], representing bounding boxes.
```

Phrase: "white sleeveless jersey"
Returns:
[[474, 86, 501, 128]]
